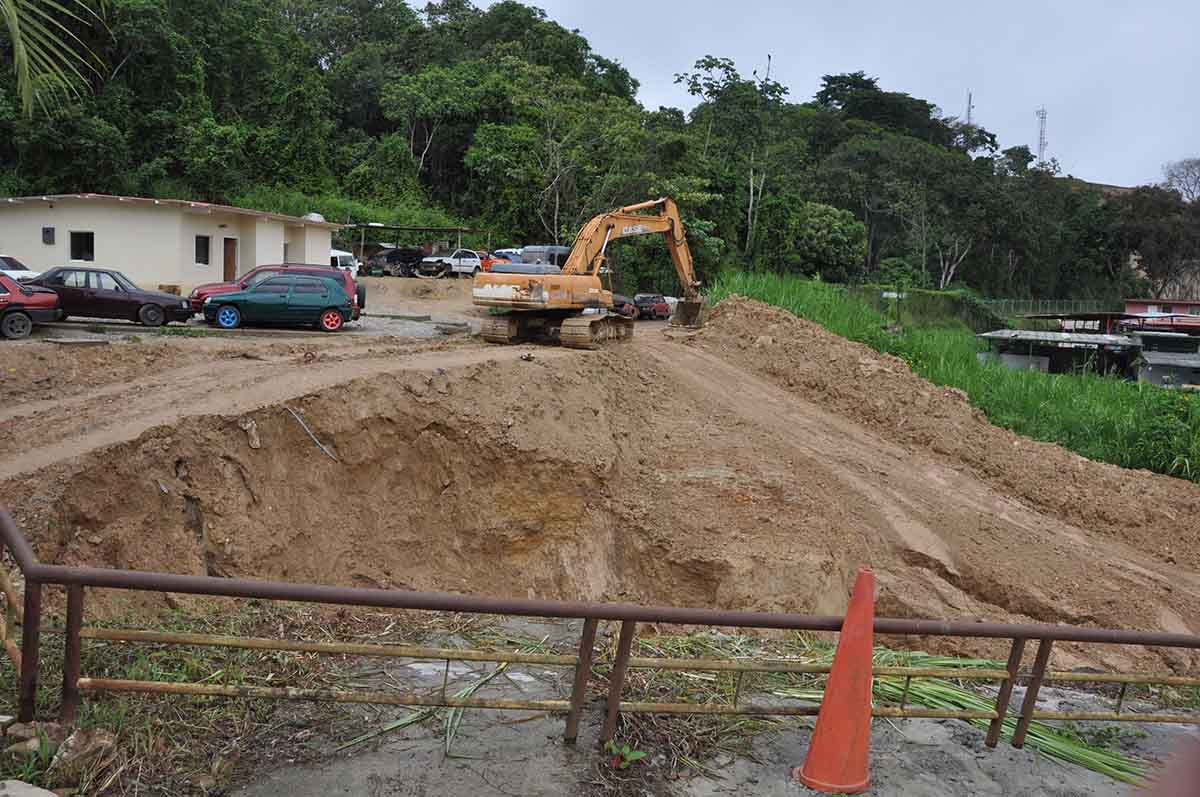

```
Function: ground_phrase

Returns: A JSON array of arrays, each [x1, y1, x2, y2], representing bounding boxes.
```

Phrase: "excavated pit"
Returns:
[[6, 354, 857, 621], [4, 298, 1200, 670]]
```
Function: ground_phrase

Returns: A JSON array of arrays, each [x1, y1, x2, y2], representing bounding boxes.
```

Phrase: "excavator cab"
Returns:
[[473, 197, 704, 349]]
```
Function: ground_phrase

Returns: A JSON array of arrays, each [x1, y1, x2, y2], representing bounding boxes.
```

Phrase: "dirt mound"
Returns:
[[695, 296, 1200, 570], [359, 276, 474, 304], [7, 349, 849, 618], [2, 298, 1198, 670]]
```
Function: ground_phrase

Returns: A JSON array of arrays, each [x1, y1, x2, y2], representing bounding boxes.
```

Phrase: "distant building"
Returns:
[[0, 193, 341, 292], [1124, 298, 1200, 334], [1133, 330, 1200, 387]]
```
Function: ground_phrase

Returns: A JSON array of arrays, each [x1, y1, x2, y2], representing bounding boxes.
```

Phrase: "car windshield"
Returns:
[[109, 272, 138, 291], [244, 270, 279, 288], [1, 256, 30, 271]]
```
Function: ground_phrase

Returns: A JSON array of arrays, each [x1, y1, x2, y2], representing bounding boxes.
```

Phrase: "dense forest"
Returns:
[[2, 0, 1198, 299]]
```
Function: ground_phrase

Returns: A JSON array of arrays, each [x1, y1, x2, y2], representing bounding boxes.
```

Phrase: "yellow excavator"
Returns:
[[473, 197, 704, 349]]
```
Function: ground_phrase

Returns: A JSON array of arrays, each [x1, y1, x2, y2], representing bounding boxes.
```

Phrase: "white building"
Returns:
[[0, 193, 341, 292]]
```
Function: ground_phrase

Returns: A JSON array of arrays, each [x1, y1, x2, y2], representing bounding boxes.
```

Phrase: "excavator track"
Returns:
[[480, 315, 527, 345], [560, 313, 635, 350]]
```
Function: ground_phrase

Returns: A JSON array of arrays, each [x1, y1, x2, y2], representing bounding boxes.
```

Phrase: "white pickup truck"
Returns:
[[418, 248, 486, 278]]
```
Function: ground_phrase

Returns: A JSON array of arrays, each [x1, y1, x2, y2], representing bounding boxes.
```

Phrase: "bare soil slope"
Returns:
[[2, 298, 1197, 669]]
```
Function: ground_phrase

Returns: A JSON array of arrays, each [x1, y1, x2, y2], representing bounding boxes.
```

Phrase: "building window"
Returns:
[[69, 232, 94, 262], [282, 243, 290, 263], [1162, 305, 1174, 314], [195, 235, 211, 265], [1189, 307, 1200, 316]]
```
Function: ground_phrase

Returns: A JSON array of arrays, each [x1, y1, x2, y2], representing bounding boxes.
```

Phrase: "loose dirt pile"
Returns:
[[694, 297, 1200, 570], [2, 297, 1198, 669]]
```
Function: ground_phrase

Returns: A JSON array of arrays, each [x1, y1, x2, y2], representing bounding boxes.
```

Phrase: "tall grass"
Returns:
[[711, 271, 1200, 482]]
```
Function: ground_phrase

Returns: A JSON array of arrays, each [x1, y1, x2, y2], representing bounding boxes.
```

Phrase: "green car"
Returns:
[[203, 273, 353, 332]]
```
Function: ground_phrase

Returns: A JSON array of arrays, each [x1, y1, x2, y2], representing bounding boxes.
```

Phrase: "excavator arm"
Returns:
[[561, 198, 703, 317]]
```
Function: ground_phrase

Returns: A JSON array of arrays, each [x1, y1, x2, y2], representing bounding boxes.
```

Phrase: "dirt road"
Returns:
[[1, 297, 1197, 670], [0, 337, 566, 482]]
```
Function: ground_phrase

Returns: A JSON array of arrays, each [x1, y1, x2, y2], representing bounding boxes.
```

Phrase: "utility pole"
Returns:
[[1036, 107, 1048, 161], [966, 91, 974, 126]]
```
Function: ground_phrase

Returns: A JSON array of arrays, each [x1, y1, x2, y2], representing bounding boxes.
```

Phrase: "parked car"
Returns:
[[521, 245, 571, 267], [28, 267, 193, 326], [611, 293, 637, 318], [0, 273, 60, 339], [203, 273, 353, 332], [366, 247, 424, 277], [189, 263, 363, 319], [0, 255, 39, 282], [477, 251, 512, 272], [330, 249, 360, 278], [493, 248, 522, 262], [634, 293, 671, 320], [418, 248, 492, 278]]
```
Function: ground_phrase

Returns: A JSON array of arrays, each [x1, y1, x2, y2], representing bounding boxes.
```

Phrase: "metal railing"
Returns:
[[1, 509, 1198, 752], [981, 298, 1121, 317]]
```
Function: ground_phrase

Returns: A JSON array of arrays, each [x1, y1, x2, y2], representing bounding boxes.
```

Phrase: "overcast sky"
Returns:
[[495, 1, 1197, 187]]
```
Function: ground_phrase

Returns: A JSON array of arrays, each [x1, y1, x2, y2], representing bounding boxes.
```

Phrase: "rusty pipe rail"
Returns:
[[2, 512, 1197, 648], [2, 508, 1199, 750]]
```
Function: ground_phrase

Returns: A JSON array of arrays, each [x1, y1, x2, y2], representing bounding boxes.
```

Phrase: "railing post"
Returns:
[[60, 585, 84, 724], [985, 638, 1026, 747], [563, 618, 598, 744], [1012, 638, 1053, 748], [18, 580, 41, 722], [599, 620, 635, 744]]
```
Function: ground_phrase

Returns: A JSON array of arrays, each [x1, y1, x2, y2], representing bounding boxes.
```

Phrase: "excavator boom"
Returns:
[[473, 197, 704, 347]]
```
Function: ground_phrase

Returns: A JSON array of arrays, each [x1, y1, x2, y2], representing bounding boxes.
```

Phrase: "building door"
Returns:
[[223, 238, 238, 281]]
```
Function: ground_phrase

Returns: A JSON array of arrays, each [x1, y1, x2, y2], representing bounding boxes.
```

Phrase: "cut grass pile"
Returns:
[[614, 630, 1157, 786], [710, 271, 1200, 482]]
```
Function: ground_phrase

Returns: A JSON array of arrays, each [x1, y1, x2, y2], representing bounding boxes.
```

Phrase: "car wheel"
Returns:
[[138, 303, 166, 327], [215, 305, 242, 330], [319, 309, 344, 332], [0, 311, 33, 340], [356, 284, 366, 310]]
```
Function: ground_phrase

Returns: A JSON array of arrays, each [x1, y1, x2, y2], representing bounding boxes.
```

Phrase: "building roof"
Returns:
[[1131, 330, 1193, 338], [978, 329, 1138, 347], [1140, 350, 1200, 368], [0, 193, 343, 230], [1023, 312, 1138, 321], [1126, 298, 1200, 306]]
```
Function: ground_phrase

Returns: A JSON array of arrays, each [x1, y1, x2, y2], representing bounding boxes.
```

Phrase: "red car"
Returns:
[[476, 252, 512, 273], [0, 273, 60, 339], [190, 264, 364, 319], [634, 293, 671, 320]]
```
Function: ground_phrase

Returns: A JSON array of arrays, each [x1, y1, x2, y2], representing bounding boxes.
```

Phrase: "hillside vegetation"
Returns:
[[2, 1, 1197, 300]]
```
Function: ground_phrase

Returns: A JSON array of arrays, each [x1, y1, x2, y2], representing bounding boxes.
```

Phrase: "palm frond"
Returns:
[[1, 0, 108, 116]]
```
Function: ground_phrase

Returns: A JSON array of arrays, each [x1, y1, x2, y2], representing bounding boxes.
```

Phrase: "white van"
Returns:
[[330, 249, 359, 278]]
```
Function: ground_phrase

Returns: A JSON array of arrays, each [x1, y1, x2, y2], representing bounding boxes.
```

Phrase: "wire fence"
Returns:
[[981, 299, 1122, 317]]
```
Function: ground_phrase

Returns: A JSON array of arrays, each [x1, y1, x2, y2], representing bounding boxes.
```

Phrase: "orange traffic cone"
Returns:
[[794, 567, 875, 793]]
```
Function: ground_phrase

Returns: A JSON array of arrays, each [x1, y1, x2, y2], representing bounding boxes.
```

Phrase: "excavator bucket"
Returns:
[[670, 298, 705, 328]]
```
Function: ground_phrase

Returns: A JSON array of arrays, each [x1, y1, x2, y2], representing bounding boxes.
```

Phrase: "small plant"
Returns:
[[84, 323, 108, 334], [5, 730, 55, 786], [1059, 722, 1147, 750], [604, 739, 648, 770]]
